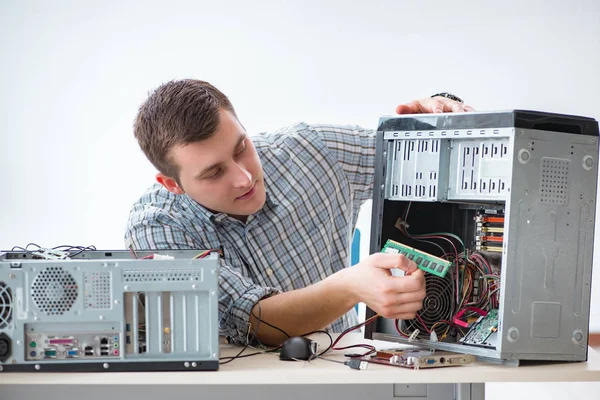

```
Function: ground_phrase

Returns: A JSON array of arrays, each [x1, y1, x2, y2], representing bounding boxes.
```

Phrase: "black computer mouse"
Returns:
[[279, 336, 317, 361]]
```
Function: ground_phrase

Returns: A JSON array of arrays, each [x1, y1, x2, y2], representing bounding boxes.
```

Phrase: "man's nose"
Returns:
[[231, 162, 252, 187]]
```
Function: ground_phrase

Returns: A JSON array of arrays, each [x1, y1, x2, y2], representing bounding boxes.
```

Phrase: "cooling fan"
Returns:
[[403, 271, 455, 336], [31, 266, 79, 316], [0, 282, 12, 329]]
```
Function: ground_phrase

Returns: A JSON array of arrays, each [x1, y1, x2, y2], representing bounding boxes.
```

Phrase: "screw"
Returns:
[[184, 362, 190, 368], [8, 274, 15, 279], [35, 365, 40, 370]]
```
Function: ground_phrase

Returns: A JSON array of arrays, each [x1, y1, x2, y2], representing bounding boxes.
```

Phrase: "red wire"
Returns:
[[416, 314, 432, 334], [395, 319, 409, 338], [406, 231, 461, 303], [330, 315, 379, 356]]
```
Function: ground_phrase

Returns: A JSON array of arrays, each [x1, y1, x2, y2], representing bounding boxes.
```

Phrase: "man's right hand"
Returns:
[[345, 253, 427, 320], [247, 251, 427, 345]]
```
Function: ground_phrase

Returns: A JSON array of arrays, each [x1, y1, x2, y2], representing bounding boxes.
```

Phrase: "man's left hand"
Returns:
[[396, 96, 475, 114]]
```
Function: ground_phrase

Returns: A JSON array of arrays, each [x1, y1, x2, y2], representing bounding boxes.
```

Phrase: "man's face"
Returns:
[[164, 109, 266, 220]]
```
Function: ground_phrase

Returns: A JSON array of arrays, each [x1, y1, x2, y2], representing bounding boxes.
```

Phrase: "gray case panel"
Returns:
[[499, 128, 597, 361], [0, 250, 220, 372], [368, 110, 598, 363]]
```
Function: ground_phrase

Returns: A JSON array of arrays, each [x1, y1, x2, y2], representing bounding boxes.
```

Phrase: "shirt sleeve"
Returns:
[[125, 212, 280, 345], [309, 124, 376, 204]]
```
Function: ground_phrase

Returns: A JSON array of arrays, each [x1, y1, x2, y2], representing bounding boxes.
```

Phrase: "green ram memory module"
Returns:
[[381, 239, 451, 278]]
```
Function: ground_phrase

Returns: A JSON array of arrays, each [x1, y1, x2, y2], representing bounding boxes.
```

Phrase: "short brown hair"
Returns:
[[134, 79, 236, 184]]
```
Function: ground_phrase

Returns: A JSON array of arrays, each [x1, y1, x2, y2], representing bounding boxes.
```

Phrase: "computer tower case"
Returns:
[[365, 110, 599, 363], [0, 249, 220, 372]]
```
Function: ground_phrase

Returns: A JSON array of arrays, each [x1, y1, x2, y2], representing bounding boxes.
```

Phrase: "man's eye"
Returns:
[[206, 169, 223, 179], [236, 142, 247, 155]]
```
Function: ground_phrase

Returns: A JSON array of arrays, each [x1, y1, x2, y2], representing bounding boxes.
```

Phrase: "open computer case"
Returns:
[[365, 110, 599, 363]]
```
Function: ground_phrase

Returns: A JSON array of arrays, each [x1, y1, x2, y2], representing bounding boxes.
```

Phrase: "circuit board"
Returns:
[[381, 239, 452, 278], [364, 349, 475, 370], [460, 309, 499, 348]]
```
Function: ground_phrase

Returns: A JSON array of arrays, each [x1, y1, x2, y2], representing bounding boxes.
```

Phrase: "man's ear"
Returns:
[[156, 173, 185, 195]]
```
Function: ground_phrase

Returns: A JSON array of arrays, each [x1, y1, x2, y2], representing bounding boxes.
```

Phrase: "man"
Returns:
[[125, 79, 472, 345]]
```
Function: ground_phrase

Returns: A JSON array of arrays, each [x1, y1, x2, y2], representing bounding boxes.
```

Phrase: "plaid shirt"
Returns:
[[125, 123, 376, 344]]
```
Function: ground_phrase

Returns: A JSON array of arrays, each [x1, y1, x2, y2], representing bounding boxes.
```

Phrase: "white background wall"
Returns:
[[1, 0, 599, 334]]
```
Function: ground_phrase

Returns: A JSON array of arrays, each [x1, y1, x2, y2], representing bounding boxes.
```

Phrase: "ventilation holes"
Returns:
[[84, 272, 112, 309], [123, 269, 203, 283], [0, 282, 12, 328], [31, 266, 78, 315], [540, 158, 570, 205]]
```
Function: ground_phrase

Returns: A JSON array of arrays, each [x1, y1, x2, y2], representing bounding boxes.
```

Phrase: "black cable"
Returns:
[[221, 304, 373, 364], [25, 243, 42, 252], [219, 345, 250, 365], [401, 202, 447, 256], [64, 245, 96, 257], [221, 304, 331, 365], [250, 306, 291, 339], [10, 246, 28, 253], [220, 302, 269, 365], [301, 329, 333, 357], [9, 243, 97, 258], [317, 355, 345, 364], [251, 300, 263, 344], [316, 355, 368, 370], [329, 316, 379, 357]]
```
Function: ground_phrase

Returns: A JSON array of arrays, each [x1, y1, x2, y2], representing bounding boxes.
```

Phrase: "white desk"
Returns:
[[1, 333, 599, 400]]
